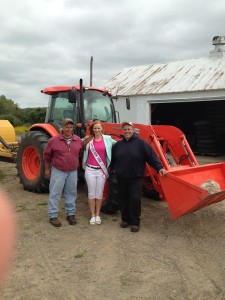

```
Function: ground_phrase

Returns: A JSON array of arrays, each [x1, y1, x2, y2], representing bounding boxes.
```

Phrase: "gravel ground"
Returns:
[[1, 157, 225, 300]]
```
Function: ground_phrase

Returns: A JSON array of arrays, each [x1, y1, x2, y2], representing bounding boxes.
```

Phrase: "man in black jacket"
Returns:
[[111, 122, 167, 232]]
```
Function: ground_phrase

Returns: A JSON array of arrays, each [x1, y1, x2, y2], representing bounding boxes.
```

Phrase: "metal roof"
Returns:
[[104, 56, 225, 96]]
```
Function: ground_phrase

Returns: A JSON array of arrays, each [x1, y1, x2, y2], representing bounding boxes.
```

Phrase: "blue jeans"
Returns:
[[48, 167, 78, 219]]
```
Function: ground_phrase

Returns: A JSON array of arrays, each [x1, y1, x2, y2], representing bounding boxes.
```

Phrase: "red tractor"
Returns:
[[17, 79, 117, 190], [17, 80, 225, 219]]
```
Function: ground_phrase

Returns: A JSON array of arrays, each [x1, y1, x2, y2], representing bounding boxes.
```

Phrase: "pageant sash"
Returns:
[[89, 139, 109, 178]]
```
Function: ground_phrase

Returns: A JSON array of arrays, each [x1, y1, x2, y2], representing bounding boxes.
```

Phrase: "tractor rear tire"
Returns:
[[17, 131, 50, 193], [101, 174, 119, 214]]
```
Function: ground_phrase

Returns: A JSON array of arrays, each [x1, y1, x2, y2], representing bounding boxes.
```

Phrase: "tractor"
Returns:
[[16, 79, 117, 191], [16, 79, 225, 219]]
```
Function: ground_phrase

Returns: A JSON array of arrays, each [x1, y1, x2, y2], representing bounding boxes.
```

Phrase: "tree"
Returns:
[[25, 107, 46, 124], [0, 95, 17, 115], [0, 95, 46, 126]]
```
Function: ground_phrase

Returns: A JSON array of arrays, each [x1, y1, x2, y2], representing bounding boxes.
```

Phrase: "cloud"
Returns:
[[0, 0, 224, 107]]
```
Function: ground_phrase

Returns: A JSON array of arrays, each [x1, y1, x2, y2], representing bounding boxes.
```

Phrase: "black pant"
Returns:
[[117, 177, 143, 226]]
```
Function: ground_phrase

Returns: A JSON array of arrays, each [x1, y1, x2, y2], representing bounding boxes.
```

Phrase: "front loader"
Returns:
[[16, 80, 225, 219], [100, 123, 225, 219]]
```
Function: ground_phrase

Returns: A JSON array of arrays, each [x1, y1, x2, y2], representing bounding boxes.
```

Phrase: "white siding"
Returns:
[[113, 97, 136, 123], [114, 95, 151, 124]]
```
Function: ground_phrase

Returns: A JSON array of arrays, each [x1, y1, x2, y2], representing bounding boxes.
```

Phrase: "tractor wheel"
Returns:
[[142, 177, 160, 200], [17, 131, 50, 193], [101, 174, 119, 214]]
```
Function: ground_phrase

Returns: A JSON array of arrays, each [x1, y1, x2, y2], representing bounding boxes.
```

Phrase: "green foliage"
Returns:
[[74, 251, 85, 258], [0, 95, 17, 114], [0, 113, 23, 126], [24, 107, 46, 124], [37, 202, 48, 206], [15, 126, 29, 134], [0, 95, 46, 126]]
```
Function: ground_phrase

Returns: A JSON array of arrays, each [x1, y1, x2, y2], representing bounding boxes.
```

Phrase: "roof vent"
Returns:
[[209, 36, 225, 58]]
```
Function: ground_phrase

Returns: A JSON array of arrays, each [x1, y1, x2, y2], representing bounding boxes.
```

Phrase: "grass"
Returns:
[[37, 202, 48, 206], [112, 218, 118, 222], [16, 204, 27, 212], [0, 170, 6, 181], [74, 251, 85, 259], [14, 125, 29, 135]]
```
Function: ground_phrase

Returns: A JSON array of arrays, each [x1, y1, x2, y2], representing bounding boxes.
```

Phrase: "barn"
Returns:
[[104, 36, 225, 155]]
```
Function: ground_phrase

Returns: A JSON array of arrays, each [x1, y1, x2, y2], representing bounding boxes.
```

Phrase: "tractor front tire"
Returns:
[[142, 177, 160, 200], [101, 174, 119, 214], [17, 131, 50, 193]]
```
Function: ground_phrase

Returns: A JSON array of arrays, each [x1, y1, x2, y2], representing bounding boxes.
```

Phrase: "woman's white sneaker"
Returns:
[[95, 216, 101, 225], [90, 217, 96, 225]]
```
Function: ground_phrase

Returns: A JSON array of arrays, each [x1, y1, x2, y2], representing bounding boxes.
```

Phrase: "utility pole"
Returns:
[[90, 56, 93, 86]]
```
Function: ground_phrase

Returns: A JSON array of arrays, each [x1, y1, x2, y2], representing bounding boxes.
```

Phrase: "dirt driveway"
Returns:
[[1, 158, 225, 300]]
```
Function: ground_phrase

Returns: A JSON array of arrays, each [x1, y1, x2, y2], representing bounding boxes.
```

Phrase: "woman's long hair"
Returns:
[[83, 120, 104, 149]]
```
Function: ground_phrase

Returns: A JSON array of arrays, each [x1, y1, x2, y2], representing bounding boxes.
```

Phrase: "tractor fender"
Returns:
[[29, 123, 59, 137]]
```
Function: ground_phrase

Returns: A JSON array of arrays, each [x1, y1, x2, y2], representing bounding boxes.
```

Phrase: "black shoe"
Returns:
[[131, 225, 140, 232], [120, 221, 129, 228], [49, 217, 62, 227], [67, 215, 76, 225]]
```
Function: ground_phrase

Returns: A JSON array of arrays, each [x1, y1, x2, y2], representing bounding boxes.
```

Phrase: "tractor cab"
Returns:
[[42, 84, 116, 135]]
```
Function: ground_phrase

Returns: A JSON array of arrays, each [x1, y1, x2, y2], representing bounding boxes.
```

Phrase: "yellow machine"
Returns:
[[0, 120, 18, 160]]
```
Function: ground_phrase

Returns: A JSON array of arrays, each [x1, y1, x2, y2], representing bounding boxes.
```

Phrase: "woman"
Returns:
[[83, 120, 116, 225]]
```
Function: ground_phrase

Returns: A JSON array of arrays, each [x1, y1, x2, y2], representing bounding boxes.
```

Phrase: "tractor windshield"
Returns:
[[45, 89, 115, 127], [83, 90, 114, 123]]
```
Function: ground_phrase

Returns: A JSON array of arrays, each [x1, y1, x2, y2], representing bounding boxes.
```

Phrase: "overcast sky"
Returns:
[[1, 0, 225, 108]]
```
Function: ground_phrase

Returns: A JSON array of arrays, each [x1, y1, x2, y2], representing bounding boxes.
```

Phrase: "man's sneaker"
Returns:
[[49, 217, 62, 227], [67, 215, 76, 225], [120, 222, 129, 228], [95, 216, 101, 225], [131, 225, 140, 232], [90, 216, 96, 225]]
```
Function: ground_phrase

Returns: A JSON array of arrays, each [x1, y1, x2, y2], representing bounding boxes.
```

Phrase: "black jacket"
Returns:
[[111, 134, 163, 178]]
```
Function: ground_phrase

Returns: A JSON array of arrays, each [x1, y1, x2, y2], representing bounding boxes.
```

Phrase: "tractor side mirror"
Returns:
[[68, 90, 78, 103], [126, 97, 130, 110]]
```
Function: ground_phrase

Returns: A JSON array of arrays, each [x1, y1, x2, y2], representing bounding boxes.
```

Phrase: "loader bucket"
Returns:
[[160, 162, 225, 220]]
